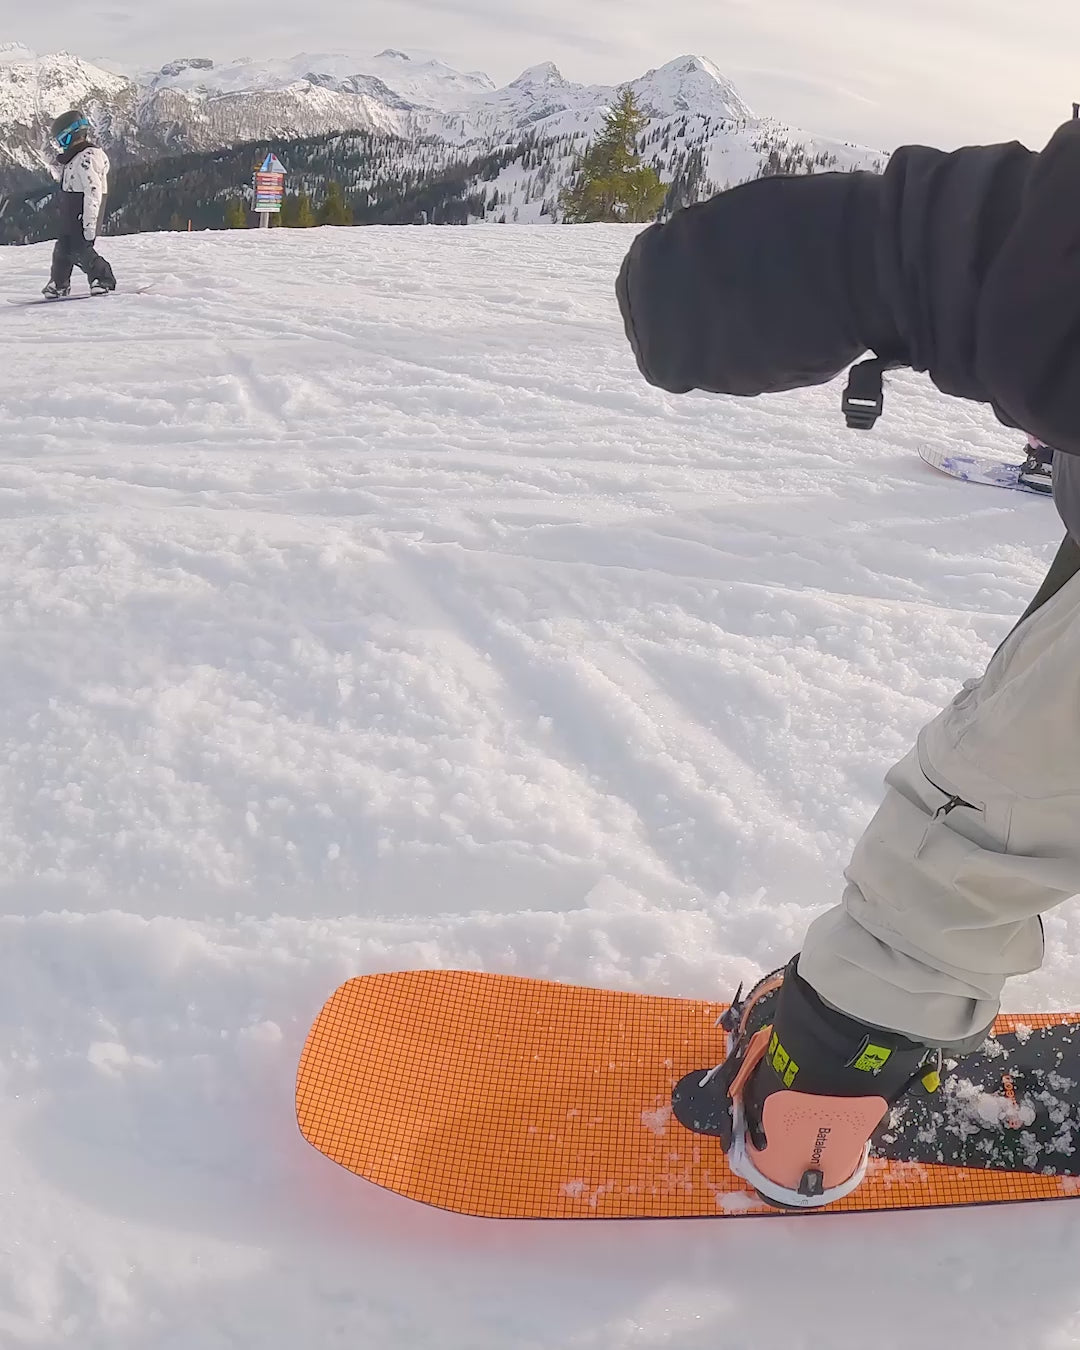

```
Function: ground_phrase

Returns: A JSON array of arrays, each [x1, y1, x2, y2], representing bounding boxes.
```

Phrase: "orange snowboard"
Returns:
[[296, 969, 1080, 1219]]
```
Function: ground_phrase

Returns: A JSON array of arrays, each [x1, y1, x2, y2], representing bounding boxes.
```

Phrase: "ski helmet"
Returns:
[[51, 110, 91, 150]]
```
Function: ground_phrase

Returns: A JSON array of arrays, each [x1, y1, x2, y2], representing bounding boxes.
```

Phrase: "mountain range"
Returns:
[[0, 42, 884, 235]]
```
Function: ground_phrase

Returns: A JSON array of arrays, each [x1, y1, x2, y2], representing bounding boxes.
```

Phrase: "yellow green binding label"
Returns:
[[852, 1043, 893, 1072], [768, 1032, 799, 1087]]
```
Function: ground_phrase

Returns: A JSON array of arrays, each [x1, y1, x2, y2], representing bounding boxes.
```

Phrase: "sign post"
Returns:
[[253, 153, 286, 229]]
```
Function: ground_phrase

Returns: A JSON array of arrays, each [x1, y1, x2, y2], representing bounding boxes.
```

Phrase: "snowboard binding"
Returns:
[[684, 959, 940, 1210], [1018, 446, 1054, 494]]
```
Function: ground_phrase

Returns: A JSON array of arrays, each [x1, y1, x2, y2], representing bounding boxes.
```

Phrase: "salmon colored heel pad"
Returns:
[[750, 1093, 888, 1189]]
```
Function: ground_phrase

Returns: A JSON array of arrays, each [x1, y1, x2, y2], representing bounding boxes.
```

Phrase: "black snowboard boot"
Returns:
[[707, 958, 938, 1208]]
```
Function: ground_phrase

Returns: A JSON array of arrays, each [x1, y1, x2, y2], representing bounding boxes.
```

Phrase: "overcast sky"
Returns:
[[6, 0, 1077, 150]]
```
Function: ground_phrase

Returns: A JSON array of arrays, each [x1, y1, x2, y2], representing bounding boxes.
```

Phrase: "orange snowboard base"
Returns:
[[296, 970, 1080, 1219]]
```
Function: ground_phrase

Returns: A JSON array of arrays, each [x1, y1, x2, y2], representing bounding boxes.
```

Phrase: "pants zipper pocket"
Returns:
[[915, 738, 983, 856], [930, 788, 978, 821]]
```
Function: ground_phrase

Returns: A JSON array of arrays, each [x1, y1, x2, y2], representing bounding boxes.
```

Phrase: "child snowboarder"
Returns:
[[617, 117, 1080, 1208], [43, 110, 116, 299]]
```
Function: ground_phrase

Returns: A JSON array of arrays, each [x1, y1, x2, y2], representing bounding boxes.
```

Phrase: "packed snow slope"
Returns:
[[1, 227, 1079, 1349]]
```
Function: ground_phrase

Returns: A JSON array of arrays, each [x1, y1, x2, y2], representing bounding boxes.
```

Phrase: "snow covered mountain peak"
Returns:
[[361, 49, 495, 104], [510, 62, 567, 88], [0, 46, 132, 160], [443, 51, 755, 143], [667, 54, 723, 79], [631, 54, 753, 119]]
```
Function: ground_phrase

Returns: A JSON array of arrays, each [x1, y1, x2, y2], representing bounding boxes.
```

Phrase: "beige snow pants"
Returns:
[[800, 539, 1080, 1049]]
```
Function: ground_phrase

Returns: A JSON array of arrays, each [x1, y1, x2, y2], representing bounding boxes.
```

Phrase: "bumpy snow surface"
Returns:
[[1, 226, 1079, 1348]]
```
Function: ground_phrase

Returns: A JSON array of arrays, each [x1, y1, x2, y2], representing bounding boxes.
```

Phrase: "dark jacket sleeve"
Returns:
[[874, 138, 1033, 406], [615, 170, 885, 398], [975, 120, 1080, 457], [618, 122, 1080, 460]]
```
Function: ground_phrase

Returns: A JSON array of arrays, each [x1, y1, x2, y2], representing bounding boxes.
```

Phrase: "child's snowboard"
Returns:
[[296, 969, 1080, 1219], [919, 445, 1052, 495], [6, 284, 153, 307]]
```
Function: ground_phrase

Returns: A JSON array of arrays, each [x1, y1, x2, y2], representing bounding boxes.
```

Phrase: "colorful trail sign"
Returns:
[[253, 154, 286, 225]]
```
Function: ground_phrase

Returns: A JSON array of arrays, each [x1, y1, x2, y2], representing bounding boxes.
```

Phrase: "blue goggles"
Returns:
[[54, 116, 90, 149]]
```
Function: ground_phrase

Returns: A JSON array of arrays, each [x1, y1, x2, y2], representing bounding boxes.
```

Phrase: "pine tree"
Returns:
[[296, 190, 316, 227], [560, 88, 667, 223], [224, 198, 247, 229], [280, 193, 299, 227], [318, 181, 353, 226], [168, 212, 185, 231]]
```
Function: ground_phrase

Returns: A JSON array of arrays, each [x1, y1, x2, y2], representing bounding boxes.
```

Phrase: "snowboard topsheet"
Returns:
[[296, 969, 1080, 1219], [919, 444, 1053, 496]]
